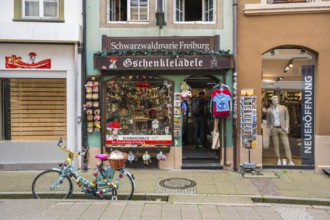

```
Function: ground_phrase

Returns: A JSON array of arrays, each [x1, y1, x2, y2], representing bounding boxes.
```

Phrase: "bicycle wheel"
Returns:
[[112, 169, 134, 200], [32, 169, 73, 199]]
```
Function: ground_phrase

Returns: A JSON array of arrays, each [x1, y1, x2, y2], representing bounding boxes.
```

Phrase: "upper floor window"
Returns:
[[23, 0, 59, 19], [175, 0, 215, 22], [14, 0, 64, 21], [108, 0, 149, 22]]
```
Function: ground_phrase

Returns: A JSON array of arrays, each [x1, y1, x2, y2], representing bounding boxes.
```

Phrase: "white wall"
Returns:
[[0, 0, 82, 43]]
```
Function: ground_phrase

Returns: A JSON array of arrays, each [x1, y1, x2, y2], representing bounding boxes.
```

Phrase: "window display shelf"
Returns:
[[105, 146, 170, 154]]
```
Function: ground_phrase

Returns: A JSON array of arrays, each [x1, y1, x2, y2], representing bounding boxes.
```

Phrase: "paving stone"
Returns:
[[141, 203, 162, 217], [79, 202, 108, 219], [235, 206, 263, 220], [273, 205, 313, 220], [43, 202, 75, 216], [198, 204, 222, 218], [180, 204, 201, 218], [218, 206, 242, 220], [306, 207, 330, 220], [161, 204, 181, 218], [250, 178, 282, 196], [120, 202, 144, 218], [196, 185, 217, 194], [100, 204, 126, 220]]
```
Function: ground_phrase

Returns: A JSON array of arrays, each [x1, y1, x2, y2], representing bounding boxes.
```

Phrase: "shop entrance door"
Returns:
[[181, 75, 222, 169]]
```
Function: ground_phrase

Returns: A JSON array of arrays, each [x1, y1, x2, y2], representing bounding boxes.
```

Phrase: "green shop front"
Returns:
[[88, 35, 235, 169]]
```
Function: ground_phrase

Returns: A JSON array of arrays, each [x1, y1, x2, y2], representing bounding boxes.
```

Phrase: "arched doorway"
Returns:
[[181, 75, 222, 169], [261, 46, 316, 168]]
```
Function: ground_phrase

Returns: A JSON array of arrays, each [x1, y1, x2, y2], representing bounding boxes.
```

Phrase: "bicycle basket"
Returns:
[[108, 150, 128, 170]]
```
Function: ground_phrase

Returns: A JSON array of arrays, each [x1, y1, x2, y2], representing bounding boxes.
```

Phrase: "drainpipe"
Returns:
[[233, 0, 238, 171], [82, 0, 88, 171]]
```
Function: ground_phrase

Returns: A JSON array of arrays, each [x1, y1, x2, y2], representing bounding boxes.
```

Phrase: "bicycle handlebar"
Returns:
[[57, 137, 89, 159]]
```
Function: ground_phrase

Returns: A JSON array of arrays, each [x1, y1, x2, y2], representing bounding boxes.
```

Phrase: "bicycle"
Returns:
[[32, 138, 135, 200]]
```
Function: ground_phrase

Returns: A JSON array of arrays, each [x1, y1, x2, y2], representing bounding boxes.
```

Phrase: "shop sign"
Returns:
[[94, 55, 233, 70], [102, 35, 219, 52], [106, 135, 172, 145], [5, 52, 51, 69], [301, 65, 314, 165]]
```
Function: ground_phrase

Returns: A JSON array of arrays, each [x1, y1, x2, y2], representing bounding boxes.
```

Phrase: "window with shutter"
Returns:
[[2, 78, 67, 141]]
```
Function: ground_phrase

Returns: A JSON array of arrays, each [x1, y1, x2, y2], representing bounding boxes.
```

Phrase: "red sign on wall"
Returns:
[[5, 52, 51, 69]]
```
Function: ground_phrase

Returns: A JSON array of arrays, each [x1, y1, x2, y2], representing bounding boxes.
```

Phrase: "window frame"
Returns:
[[107, 0, 150, 23], [174, 0, 216, 24], [22, 0, 59, 19], [14, 0, 64, 22]]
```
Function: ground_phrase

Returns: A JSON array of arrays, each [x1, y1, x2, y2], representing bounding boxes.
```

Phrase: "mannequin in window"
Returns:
[[266, 96, 294, 166]]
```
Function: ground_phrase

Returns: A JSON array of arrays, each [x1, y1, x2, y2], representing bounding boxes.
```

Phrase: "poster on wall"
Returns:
[[301, 65, 315, 165], [5, 52, 51, 69]]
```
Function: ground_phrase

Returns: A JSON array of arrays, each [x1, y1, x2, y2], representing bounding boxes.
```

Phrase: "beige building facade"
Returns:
[[237, 0, 330, 171]]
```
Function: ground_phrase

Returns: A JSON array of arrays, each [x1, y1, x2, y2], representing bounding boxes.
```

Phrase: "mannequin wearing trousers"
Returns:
[[266, 96, 294, 166]]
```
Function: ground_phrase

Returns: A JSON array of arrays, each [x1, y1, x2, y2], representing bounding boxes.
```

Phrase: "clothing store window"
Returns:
[[175, 0, 215, 22], [261, 48, 315, 167], [108, 0, 149, 22], [1, 78, 67, 141], [104, 75, 173, 148]]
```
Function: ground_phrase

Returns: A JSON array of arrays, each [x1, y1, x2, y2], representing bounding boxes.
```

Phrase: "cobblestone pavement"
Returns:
[[1, 199, 330, 220]]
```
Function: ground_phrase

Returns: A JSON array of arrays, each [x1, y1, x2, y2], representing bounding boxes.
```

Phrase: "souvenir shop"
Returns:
[[89, 35, 235, 169]]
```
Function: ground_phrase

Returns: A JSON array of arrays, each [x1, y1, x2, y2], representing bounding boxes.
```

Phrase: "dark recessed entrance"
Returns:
[[181, 75, 222, 170]]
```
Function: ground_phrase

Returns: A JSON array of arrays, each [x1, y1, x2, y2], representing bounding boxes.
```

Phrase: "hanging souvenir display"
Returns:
[[83, 76, 101, 133], [142, 151, 152, 165], [156, 151, 166, 160], [180, 81, 192, 101], [127, 151, 136, 164]]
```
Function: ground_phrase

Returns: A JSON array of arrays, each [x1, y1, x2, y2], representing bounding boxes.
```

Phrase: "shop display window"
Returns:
[[104, 75, 173, 153], [261, 48, 315, 167]]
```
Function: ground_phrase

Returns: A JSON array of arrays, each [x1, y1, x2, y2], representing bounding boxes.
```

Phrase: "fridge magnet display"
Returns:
[[174, 115, 180, 123], [174, 107, 181, 115], [174, 100, 181, 107], [174, 123, 181, 129], [174, 130, 181, 138], [84, 76, 100, 133], [174, 92, 182, 100]]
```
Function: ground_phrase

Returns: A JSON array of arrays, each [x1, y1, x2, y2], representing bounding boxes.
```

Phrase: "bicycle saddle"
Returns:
[[95, 154, 108, 161]]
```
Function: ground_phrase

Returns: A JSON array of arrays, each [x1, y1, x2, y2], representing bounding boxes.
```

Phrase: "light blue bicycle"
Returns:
[[32, 138, 135, 200]]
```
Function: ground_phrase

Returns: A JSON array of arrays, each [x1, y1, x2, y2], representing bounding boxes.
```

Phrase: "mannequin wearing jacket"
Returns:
[[266, 96, 294, 166]]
